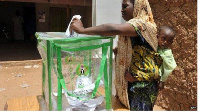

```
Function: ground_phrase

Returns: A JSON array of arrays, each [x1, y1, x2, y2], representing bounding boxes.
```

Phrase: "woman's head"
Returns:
[[121, 0, 135, 21], [122, 0, 155, 23]]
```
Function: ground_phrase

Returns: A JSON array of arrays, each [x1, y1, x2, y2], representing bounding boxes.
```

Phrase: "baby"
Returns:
[[157, 25, 177, 90], [113, 25, 177, 88]]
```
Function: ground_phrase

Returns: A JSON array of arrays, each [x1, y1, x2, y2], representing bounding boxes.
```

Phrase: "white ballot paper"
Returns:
[[64, 80, 104, 111], [65, 15, 81, 37]]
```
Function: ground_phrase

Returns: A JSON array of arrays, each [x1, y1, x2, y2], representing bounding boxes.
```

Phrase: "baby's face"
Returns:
[[158, 30, 174, 49]]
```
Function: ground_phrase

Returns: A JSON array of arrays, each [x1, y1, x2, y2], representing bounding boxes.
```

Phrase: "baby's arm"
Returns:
[[159, 49, 177, 82], [158, 49, 177, 90]]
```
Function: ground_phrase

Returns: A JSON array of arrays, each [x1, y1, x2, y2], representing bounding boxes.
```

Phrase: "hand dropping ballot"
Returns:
[[65, 15, 81, 37]]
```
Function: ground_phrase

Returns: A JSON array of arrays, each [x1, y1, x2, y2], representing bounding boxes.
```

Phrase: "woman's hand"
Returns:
[[124, 70, 137, 82], [70, 18, 84, 34]]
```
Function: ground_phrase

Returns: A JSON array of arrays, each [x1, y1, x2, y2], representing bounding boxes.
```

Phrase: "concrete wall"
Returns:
[[95, 0, 121, 26], [149, 0, 197, 110], [93, 0, 122, 48]]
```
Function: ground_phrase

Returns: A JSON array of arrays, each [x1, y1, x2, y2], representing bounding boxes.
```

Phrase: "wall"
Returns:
[[4, 0, 92, 6], [93, 0, 122, 49], [35, 3, 92, 32], [149, 0, 197, 110], [35, 3, 49, 32], [70, 5, 92, 28]]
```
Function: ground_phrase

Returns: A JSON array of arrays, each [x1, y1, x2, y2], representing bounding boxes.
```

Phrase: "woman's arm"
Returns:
[[70, 18, 138, 37]]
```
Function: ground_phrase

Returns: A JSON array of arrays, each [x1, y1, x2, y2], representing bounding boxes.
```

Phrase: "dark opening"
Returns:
[[0, 1, 40, 61]]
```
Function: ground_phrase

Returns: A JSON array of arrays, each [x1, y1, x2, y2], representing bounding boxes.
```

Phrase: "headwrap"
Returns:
[[114, 0, 158, 109]]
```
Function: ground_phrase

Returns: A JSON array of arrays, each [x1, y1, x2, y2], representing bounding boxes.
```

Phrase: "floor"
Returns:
[[0, 41, 42, 110], [0, 60, 42, 110]]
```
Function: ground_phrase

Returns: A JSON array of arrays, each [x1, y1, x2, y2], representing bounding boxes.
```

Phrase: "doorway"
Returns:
[[50, 7, 71, 32], [0, 1, 40, 61], [23, 6, 36, 41]]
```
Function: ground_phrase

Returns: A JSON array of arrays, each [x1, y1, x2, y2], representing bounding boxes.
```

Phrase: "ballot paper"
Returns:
[[65, 94, 104, 111], [65, 15, 81, 37], [64, 80, 104, 111]]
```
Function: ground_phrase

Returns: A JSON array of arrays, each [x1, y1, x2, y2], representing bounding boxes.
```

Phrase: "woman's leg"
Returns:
[[128, 81, 159, 111]]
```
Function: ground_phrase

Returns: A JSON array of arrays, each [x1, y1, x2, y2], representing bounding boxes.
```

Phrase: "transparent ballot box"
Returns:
[[36, 32, 113, 111]]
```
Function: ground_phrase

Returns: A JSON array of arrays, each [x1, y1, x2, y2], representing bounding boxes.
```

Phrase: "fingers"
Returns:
[[70, 21, 75, 30], [71, 18, 77, 23], [73, 17, 79, 21], [73, 17, 77, 20], [72, 18, 80, 22], [70, 18, 81, 28], [113, 47, 118, 55], [69, 18, 84, 34], [70, 19, 76, 27]]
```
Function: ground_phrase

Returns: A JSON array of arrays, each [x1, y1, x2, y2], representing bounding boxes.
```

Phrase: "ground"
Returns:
[[0, 60, 42, 110], [0, 41, 42, 110]]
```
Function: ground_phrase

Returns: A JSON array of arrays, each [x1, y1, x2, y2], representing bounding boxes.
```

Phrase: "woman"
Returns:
[[70, 0, 161, 110]]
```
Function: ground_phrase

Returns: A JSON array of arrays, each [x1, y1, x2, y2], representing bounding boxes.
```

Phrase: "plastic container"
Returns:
[[36, 32, 113, 111]]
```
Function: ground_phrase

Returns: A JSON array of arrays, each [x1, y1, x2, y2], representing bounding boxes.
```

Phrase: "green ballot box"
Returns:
[[36, 32, 113, 111]]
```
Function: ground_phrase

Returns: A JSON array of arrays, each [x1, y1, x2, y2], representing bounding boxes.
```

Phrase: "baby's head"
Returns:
[[158, 25, 176, 49]]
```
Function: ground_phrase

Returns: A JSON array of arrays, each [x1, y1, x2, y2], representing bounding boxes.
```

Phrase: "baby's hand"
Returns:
[[113, 47, 118, 61], [124, 70, 137, 82], [113, 47, 118, 56], [159, 82, 165, 90]]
